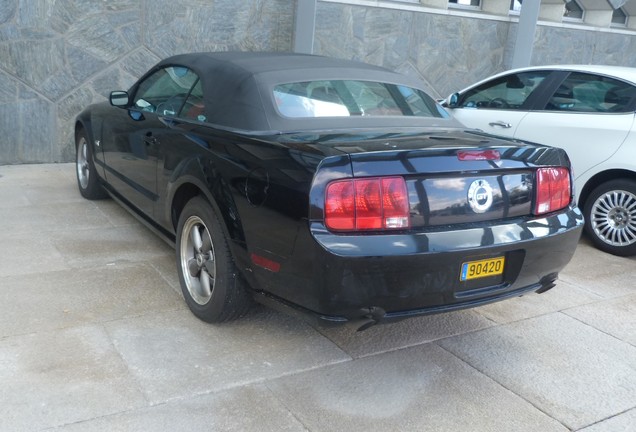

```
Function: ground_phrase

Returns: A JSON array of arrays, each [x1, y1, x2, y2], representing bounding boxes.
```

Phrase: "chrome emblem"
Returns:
[[467, 179, 493, 213]]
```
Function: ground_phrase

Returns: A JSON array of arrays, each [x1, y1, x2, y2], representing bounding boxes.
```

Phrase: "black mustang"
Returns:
[[75, 52, 583, 330]]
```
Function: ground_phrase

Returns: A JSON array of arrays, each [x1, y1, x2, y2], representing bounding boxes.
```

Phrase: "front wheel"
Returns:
[[176, 197, 252, 322], [76, 130, 106, 199], [584, 179, 636, 256]]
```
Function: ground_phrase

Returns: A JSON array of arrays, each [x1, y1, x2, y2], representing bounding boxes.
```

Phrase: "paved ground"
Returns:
[[0, 163, 634, 432]]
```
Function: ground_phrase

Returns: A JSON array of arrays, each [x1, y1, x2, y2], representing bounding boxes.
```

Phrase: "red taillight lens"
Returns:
[[457, 150, 500, 161], [325, 177, 409, 231], [534, 167, 571, 215], [325, 180, 355, 230]]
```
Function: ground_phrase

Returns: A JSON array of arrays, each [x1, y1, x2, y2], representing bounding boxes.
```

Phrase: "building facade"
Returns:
[[1, 0, 635, 164]]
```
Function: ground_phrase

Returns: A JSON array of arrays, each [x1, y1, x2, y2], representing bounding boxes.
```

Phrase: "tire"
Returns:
[[76, 130, 107, 199], [176, 197, 252, 322], [583, 179, 636, 256]]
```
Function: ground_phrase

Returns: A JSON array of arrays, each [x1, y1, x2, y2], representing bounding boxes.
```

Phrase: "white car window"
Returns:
[[545, 72, 636, 113], [459, 71, 550, 110]]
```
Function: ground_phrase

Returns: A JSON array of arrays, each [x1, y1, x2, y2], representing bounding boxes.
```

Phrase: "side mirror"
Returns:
[[447, 93, 460, 108], [110, 91, 130, 107]]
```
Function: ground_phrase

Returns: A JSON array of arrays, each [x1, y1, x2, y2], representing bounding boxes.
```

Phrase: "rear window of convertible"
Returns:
[[273, 80, 448, 119]]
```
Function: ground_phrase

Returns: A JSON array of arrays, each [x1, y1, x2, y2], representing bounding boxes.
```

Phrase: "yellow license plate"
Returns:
[[460, 257, 505, 281]]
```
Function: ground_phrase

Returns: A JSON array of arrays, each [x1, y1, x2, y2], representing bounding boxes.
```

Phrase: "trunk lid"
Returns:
[[308, 128, 571, 228]]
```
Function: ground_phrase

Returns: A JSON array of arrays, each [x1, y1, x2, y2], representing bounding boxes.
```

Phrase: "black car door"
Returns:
[[101, 66, 199, 218]]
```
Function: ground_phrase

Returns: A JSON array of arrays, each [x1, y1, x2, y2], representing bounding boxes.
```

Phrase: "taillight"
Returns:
[[457, 150, 500, 161], [325, 177, 409, 231], [534, 167, 571, 215]]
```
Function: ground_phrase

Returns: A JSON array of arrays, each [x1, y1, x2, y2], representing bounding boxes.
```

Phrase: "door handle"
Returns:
[[144, 132, 157, 146], [489, 121, 512, 128]]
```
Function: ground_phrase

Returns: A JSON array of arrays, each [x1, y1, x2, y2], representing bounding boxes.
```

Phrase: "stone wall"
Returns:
[[313, 2, 510, 99], [0, 0, 293, 164], [2, 0, 636, 164], [313, 2, 636, 99]]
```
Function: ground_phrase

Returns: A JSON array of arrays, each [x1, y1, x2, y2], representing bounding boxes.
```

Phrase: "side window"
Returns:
[[459, 71, 550, 110], [133, 66, 199, 116], [179, 80, 206, 122], [545, 72, 636, 113]]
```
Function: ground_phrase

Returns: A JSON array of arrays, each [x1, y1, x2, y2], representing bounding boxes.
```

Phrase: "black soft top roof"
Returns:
[[149, 52, 458, 131], [157, 51, 393, 77]]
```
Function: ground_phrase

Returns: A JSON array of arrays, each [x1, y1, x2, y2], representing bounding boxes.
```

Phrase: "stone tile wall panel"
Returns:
[[19, 98, 55, 163], [0, 71, 17, 102], [0, 103, 20, 164], [0, 1, 16, 25], [2, 0, 636, 164], [0, 0, 292, 164], [315, 4, 509, 98], [532, 27, 596, 66]]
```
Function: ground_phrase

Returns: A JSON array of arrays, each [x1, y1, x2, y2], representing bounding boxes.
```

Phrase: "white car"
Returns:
[[444, 65, 636, 256]]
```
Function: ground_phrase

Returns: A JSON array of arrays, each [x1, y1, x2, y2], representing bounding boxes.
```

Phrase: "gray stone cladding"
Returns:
[[313, 2, 636, 99], [1, 0, 636, 164], [0, 0, 293, 164]]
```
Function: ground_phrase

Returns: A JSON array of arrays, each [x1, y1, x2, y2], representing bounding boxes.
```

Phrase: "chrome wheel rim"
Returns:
[[179, 216, 216, 305], [590, 189, 636, 247], [76, 137, 90, 189]]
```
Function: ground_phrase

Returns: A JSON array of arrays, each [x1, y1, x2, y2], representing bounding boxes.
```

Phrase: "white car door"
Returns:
[[451, 107, 529, 139], [514, 111, 635, 180], [449, 70, 553, 139], [513, 71, 636, 183]]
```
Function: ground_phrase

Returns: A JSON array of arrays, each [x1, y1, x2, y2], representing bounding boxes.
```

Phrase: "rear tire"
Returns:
[[583, 179, 636, 256], [76, 130, 106, 200], [176, 197, 252, 322]]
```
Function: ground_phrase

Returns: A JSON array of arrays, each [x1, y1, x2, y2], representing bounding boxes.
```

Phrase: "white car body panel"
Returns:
[[450, 108, 529, 139], [516, 111, 636, 197], [454, 108, 636, 200]]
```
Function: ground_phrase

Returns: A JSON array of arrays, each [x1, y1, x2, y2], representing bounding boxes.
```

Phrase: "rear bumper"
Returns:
[[254, 206, 584, 328]]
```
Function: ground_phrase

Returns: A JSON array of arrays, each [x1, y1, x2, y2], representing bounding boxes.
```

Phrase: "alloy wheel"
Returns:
[[590, 189, 636, 247], [179, 215, 216, 305], [76, 137, 90, 190]]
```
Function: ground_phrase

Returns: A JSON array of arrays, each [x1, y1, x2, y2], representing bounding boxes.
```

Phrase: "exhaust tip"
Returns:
[[536, 272, 559, 294], [356, 306, 386, 331]]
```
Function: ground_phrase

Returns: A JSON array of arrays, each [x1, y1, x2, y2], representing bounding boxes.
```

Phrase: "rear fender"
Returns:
[[165, 156, 246, 247], [308, 154, 353, 222]]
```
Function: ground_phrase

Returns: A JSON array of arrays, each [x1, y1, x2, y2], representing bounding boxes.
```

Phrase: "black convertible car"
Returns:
[[75, 52, 583, 330]]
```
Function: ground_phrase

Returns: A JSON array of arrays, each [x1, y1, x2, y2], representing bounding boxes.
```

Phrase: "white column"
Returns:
[[294, 0, 317, 54], [511, 0, 541, 69]]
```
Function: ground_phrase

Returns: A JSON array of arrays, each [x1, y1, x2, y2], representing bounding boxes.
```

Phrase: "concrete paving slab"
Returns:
[[0, 201, 112, 237], [49, 225, 172, 268], [93, 199, 147, 227], [438, 313, 636, 430], [0, 163, 74, 185], [0, 184, 31, 208], [560, 240, 636, 299], [52, 384, 307, 432], [266, 343, 568, 432], [564, 293, 636, 347], [21, 182, 87, 206], [0, 234, 70, 277], [578, 408, 636, 432], [318, 309, 493, 359], [147, 253, 183, 296], [475, 279, 603, 324], [2, 163, 635, 432], [0, 325, 147, 431], [0, 263, 184, 338], [104, 309, 350, 404]]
